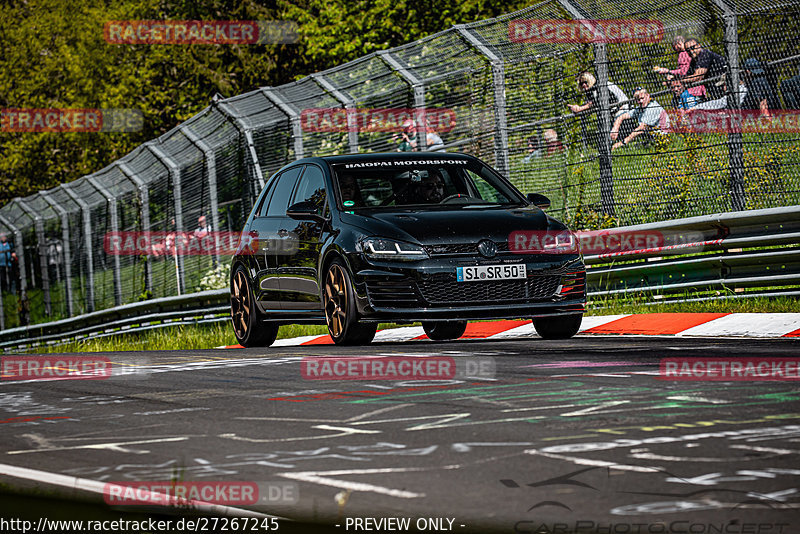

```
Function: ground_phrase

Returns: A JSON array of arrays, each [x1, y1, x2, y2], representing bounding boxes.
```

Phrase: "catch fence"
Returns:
[[1, 0, 798, 329]]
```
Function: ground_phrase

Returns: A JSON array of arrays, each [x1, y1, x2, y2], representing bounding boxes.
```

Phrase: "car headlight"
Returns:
[[360, 237, 428, 261]]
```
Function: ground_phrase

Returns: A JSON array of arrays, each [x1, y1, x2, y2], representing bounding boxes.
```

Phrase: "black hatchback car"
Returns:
[[230, 152, 585, 347]]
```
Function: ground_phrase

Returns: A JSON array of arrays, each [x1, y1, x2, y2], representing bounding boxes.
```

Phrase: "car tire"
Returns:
[[324, 258, 377, 345], [231, 264, 279, 347], [422, 320, 468, 341], [532, 314, 582, 339]]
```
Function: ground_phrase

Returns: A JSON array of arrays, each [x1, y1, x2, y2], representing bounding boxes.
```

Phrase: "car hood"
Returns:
[[342, 206, 551, 245]]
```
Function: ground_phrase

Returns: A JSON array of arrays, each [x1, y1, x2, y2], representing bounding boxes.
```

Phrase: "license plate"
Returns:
[[456, 264, 526, 282]]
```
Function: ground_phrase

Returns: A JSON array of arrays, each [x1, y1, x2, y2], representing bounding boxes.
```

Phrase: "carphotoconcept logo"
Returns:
[[1, 109, 142, 133], [2, 356, 111, 381], [104, 20, 298, 44], [509, 19, 664, 44], [660, 358, 800, 381], [300, 108, 456, 133]]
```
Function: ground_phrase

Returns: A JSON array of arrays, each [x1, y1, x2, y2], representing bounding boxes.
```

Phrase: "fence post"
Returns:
[[712, 0, 746, 211], [260, 89, 305, 162], [310, 73, 360, 154], [377, 51, 428, 152], [61, 184, 95, 312], [182, 124, 222, 266], [118, 161, 153, 295], [15, 199, 52, 317], [556, 0, 615, 216], [146, 142, 186, 296], [40, 191, 74, 317], [454, 26, 511, 177], [86, 177, 122, 307]]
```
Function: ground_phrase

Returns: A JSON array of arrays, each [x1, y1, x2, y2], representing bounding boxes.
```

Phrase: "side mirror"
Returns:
[[526, 193, 551, 210], [287, 201, 327, 224]]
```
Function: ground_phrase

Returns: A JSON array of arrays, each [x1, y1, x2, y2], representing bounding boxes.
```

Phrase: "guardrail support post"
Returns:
[[61, 185, 95, 312], [146, 142, 186, 296], [15, 199, 51, 317], [378, 51, 428, 155], [40, 191, 74, 317], [86, 177, 122, 307], [310, 73, 360, 154], [712, 0, 746, 211], [454, 26, 511, 177]]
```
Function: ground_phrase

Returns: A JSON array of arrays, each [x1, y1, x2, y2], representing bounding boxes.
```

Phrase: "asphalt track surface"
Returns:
[[1, 335, 800, 533]]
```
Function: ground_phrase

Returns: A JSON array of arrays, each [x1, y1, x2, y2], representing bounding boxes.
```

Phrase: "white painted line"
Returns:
[[272, 335, 327, 346], [676, 313, 800, 337], [279, 467, 430, 499], [0, 462, 274, 518], [7, 437, 189, 455], [374, 326, 426, 342]]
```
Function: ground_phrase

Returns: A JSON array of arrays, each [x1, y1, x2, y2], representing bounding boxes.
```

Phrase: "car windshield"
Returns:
[[331, 159, 525, 209]]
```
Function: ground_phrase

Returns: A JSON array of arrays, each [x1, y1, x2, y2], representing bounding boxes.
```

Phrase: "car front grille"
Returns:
[[365, 280, 421, 308], [418, 274, 561, 305], [424, 241, 510, 256]]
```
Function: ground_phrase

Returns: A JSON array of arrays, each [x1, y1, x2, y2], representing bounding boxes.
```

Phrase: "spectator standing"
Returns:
[[653, 36, 706, 99], [568, 72, 630, 118], [0, 233, 15, 293], [611, 88, 669, 150], [392, 120, 416, 152], [682, 39, 728, 100], [742, 58, 778, 117], [194, 215, 212, 238]]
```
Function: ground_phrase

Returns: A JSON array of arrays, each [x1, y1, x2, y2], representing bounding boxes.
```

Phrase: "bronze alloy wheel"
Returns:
[[324, 263, 348, 339], [230, 265, 279, 347], [323, 259, 376, 345], [231, 268, 250, 340]]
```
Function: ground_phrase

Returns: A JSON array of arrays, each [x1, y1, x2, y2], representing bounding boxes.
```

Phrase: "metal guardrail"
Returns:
[[0, 206, 797, 351], [585, 205, 800, 302], [0, 289, 228, 352]]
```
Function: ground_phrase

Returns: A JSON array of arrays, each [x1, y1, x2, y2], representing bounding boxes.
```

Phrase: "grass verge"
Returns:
[[19, 295, 799, 354]]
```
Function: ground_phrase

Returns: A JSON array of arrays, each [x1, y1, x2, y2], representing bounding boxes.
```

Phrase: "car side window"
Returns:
[[265, 166, 304, 217], [291, 164, 327, 214]]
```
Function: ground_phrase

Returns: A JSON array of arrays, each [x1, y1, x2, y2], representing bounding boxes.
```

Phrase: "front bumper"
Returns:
[[350, 254, 586, 321]]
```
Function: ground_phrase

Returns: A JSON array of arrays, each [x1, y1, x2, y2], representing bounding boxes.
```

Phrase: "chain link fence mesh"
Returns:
[[1, 0, 798, 328]]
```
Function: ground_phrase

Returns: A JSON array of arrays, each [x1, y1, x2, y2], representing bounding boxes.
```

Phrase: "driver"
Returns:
[[415, 172, 446, 203]]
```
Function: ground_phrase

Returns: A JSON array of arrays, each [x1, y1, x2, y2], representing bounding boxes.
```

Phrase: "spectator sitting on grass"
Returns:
[[691, 79, 747, 110], [542, 129, 564, 156], [670, 78, 699, 110], [653, 35, 706, 99], [611, 87, 669, 150], [521, 136, 542, 163]]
